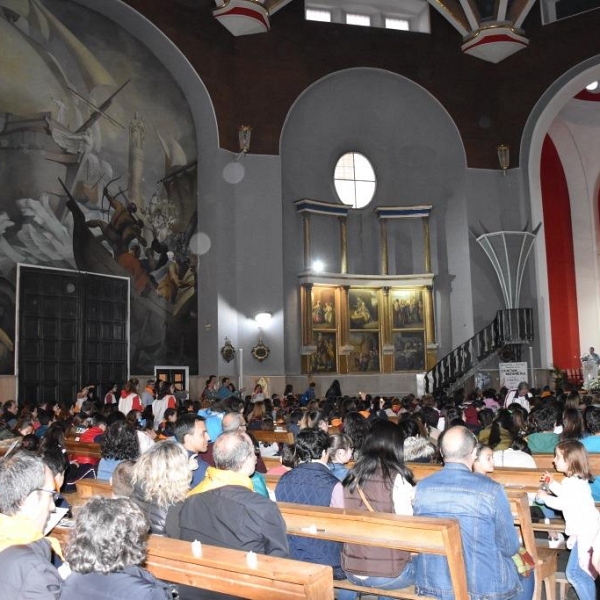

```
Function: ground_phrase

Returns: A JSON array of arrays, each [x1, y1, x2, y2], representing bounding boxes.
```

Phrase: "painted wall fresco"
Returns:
[[0, 0, 198, 374]]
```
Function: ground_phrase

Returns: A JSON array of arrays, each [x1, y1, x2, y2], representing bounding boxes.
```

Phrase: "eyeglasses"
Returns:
[[36, 488, 59, 502]]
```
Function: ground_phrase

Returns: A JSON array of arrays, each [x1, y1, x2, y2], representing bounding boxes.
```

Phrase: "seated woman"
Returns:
[[131, 440, 192, 535], [98, 421, 140, 480], [342, 420, 416, 597], [61, 497, 173, 599]]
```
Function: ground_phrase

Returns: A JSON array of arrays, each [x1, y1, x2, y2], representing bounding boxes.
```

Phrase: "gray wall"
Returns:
[[280, 68, 471, 371]]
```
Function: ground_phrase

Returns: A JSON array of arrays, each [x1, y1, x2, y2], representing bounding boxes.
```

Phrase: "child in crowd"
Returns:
[[473, 443, 494, 476], [157, 408, 178, 438], [536, 441, 600, 600]]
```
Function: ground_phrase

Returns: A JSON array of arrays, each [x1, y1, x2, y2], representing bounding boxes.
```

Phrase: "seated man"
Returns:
[[414, 426, 533, 600], [0, 452, 63, 597], [175, 414, 210, 487], [274, 428, 345, 579], [175, 431, 288, 557], [526, 405, 559, 454]]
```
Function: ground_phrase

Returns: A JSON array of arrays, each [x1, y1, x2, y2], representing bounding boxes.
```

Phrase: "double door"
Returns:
[[17, 265, 129, 405]]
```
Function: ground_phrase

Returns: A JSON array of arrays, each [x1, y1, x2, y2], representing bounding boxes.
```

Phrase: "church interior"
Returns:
[[1, 0, 600, 400]]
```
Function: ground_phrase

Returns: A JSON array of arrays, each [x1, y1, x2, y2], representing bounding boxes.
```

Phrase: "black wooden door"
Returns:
[[18, 266, 128, 405]]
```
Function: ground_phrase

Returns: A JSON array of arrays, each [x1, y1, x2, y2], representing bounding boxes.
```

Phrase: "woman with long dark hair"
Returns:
[[342, 420, 416, 595], [479, 408, 516, 450]]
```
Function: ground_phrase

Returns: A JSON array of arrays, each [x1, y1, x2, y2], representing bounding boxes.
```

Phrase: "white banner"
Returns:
[[499, 362, 528, 390]]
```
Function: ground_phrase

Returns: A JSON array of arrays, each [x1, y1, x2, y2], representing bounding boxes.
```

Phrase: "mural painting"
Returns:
[[349, 289, 379, 330], [391, 289, 424, 329], [394, 331, 425, 371], [309, 331, 336, 372], [348, 332, 380, 373], [311, 286, 335, 329], [0, 0, 199, 374]]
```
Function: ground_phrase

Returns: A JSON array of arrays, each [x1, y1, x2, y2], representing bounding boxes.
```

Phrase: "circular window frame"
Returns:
[[333, 151, 377, 209]]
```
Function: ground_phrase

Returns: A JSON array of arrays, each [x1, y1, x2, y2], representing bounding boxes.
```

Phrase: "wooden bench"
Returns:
[[507, 491, 558, 600], [64, 439, 102, 462], [76, 478, 113, 498], [51, 526, 332, 600], [276, 501, 468, 599], [407, 462, 566, 494], [252, 430, 295, 445], [533, 452, 600, 472]]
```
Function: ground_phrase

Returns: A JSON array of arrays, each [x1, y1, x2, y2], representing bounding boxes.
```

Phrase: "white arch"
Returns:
[[522, 56, 600, 367]]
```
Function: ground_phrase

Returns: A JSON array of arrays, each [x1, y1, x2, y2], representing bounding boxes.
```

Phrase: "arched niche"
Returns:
[[279, 67, 469, 373]]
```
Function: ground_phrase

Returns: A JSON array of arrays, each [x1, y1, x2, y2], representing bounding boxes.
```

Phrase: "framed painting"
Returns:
[[349, 288, 379, 330], [391, 289, 424, 329], [311, 287, 336, 329], [394, 331, 425, 371], [309, 332, 337, 372], [347, 332, 380, 372]]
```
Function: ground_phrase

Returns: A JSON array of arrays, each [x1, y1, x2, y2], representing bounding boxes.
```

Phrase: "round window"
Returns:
[[334, 152, 376, 209]]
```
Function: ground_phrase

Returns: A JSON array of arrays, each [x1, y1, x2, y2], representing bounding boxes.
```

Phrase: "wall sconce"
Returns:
[[239, 125, 252, 154], [497, 144, 509, 175], [254, 311, 272, 327]]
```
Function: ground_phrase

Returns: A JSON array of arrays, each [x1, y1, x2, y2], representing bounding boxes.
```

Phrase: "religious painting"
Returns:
[[348, 332, 380, 373], [394, 331, 425, 371], [0, 0, 198, 374], [311, 286, 336, 329], [391, 289, 424, 329], [309, 332, 337, 372], [349, 289, 379, 330]]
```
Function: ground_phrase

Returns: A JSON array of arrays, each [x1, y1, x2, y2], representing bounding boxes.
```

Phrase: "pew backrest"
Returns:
[[252, 430, 295, 445], [65, 438, 102, 462], [276, 501, 468, 599], [51, 527, 333, 600]]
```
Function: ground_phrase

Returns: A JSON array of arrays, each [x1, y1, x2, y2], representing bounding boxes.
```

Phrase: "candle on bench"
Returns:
[[246, 551, 258, 568], [191, 540, 202, 557]]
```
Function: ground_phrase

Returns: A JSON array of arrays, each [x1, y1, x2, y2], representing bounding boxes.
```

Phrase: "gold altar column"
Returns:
[[339, 216, 348, 274], [339, 285, 350, 373], [301, 283, 313, 347], [424, 285, 437, 369], [381, 286, 392, 372]]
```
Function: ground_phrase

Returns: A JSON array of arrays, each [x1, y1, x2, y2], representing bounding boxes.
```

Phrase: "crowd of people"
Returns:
[[1, 375, 600, 599]]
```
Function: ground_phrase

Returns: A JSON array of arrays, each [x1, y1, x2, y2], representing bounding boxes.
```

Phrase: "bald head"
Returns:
[[213, 431, 255, 474], [222, 412, 245, 433], [440, 426, 478, 466]]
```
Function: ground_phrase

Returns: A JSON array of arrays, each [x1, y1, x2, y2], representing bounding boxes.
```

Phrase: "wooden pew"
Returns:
[[64, 439, 102, 462], [507, 491, 558, 600], [276, 501, 468, 600], [146, 536, 333, 599], [533, 453, 600, 472], [51, 526, 332, 600], [253, 430, 295, 445], [407, 462, 566, 494], [76, 478, 112, 498]]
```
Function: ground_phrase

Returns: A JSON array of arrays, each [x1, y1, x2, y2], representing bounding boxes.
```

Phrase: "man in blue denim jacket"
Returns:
[[414, 426, 533, 600]]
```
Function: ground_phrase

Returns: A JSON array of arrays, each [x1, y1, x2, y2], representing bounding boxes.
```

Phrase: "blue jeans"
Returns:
[[566, 542, 597, 600], [341, 560, 415, 600], [512, 573, 534, 600]]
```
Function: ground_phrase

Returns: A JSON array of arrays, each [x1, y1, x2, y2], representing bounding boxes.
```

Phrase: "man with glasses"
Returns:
[[0, 452, 63, 597], [413, 426, 534, 600]]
